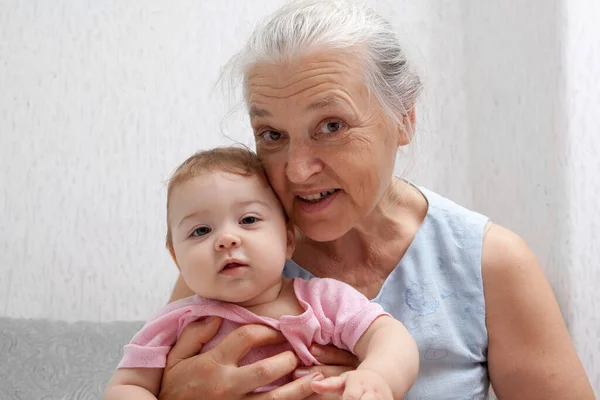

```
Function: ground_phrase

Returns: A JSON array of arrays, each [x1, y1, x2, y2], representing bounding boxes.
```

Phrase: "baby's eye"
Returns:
[[240, 216, 260, 225], [191, 226, 211, 237]]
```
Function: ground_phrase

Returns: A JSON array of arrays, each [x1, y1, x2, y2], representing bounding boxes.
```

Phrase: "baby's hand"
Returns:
[[311, 369, 394, 400]]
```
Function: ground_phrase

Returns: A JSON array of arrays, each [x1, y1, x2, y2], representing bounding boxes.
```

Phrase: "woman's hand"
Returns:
[[293, 344, 360, 380], [158, 317, 323, 400]]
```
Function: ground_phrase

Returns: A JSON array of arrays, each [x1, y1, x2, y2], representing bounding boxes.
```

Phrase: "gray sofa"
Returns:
[[0, 317, 144, 400]]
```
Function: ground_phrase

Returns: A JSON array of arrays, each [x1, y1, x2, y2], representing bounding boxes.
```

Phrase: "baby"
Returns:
[[105, 147, 419, 400]]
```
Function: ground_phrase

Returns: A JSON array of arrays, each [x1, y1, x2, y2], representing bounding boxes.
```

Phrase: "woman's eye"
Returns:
[[318, 120, 345, 135], [191, 226, 211, 237], [260, 130, 282, 142], [240, 216, 259, 225]]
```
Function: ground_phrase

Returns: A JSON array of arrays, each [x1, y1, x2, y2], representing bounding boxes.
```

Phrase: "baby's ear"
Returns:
[[168, 245, 181, 271], [285, 220, 296, 259]]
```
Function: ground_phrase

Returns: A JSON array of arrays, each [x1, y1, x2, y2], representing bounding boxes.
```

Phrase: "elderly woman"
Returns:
[[157, 1, 594, 399]]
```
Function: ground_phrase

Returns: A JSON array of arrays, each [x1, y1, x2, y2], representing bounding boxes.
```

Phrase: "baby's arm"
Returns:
[[104, 368, 164, 400], [313, 315, 419, 400], [354, 315, 419, 398]]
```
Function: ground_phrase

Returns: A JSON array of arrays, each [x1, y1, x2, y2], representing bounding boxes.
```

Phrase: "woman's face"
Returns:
[[247, 49, 407, 242]]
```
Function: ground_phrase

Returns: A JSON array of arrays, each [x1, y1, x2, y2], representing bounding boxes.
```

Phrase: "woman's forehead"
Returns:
[[246, 50, 365, 101]]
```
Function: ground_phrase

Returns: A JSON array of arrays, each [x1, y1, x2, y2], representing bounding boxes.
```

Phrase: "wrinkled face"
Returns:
[[168, 171, 294, 305], [247, 48, 405, 241]]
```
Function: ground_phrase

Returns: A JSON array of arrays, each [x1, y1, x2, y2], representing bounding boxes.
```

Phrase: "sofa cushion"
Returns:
[[0, 317, 143, 400]]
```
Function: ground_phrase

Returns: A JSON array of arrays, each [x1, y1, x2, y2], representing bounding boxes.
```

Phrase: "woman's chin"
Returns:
[[296, 219, 351, 243]]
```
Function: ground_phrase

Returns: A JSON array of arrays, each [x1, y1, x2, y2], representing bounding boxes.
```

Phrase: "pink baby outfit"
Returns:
[[118, 277, 390, 391]]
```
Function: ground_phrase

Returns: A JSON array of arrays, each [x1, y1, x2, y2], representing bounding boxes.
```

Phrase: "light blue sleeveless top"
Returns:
[[283, 185, 490, 399]]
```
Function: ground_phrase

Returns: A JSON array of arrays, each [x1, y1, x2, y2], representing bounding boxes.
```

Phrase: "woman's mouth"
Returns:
[[297, 189, 339, 203], [294, 189, 341, 214]]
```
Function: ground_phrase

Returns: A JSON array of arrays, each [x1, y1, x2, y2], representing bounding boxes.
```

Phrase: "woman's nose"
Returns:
[[285, 142, 323, 183], [215, 232, 241, 250]]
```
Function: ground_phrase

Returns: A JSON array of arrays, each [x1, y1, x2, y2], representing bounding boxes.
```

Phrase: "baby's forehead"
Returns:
[[172, 171, 279, 206]]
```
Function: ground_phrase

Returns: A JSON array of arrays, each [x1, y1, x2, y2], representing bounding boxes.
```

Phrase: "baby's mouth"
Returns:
[[219, 261, 249, 276]]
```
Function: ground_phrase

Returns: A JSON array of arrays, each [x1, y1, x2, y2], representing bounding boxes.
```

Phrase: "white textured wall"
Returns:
[[561, 0, 600, 390], [460, 1, 599, 391], [0, 0, 261, 321], [0, 0, 598, 391]]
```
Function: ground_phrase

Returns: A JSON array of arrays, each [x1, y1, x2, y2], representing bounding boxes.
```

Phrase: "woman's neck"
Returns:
[[295, 178, 428, 276]]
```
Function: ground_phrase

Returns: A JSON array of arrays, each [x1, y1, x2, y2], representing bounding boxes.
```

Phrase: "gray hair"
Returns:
[[225, 0, 422, 129]]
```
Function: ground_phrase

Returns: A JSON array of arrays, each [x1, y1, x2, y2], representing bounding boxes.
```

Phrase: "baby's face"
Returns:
[[168, 171, 294, 305]]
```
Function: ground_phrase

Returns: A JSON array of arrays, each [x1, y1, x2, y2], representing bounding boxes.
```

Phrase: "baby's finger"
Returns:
[[311, 376, 345, 395], [342, 378, 364, 400], [360, 392, 380, 400], [360, 392, 378, 400]]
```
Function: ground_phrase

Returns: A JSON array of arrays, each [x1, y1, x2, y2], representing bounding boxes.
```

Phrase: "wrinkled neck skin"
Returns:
[[295, 177, 427, 278]]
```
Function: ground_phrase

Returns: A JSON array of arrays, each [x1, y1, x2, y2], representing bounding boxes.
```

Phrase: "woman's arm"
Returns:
[[482, 223, 595, 399], [105, 368, 163, 399]]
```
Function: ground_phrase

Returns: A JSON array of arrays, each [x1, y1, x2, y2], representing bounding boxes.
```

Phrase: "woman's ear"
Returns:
[[397, 107, 416, 147], [285, 221, 296, 259]]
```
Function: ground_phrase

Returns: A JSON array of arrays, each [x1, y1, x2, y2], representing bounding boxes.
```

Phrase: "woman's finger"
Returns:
[[252, 371, 324, 400], [294, 365, 355, 380], [211, 324, 287, 365], [234, 350, 299, 394], [166, 317, 222, 368], [310, 345, 360, 367]]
